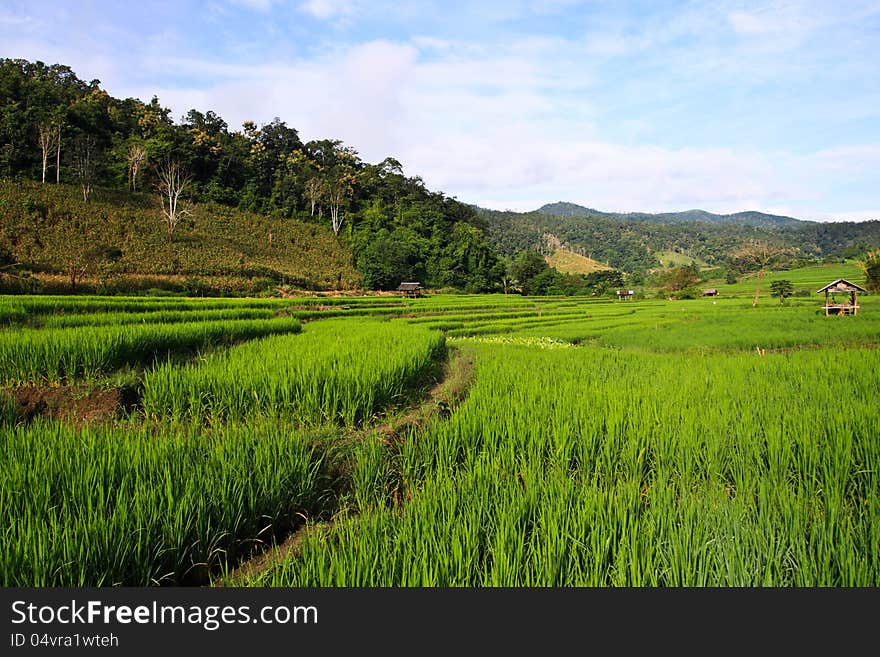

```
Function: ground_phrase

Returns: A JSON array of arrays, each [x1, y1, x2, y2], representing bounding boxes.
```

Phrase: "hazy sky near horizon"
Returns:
[[1, 0, 878, 221]]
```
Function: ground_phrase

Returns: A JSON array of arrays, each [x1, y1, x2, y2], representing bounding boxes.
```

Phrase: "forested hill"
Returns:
[[0, 180, 362, 293], [479, 206, 880, 274], [536, 201, 808, 228], [0, 58, 503, 293]]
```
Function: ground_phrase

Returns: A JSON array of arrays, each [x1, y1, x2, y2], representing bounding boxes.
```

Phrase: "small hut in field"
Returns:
[[703, 288, 718, 297], [817, 279, 866, 316], [616, 289, 634, 301], [397, 282, 423, 298]]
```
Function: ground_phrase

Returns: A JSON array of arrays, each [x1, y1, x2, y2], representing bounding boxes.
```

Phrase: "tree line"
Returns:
[[0, 58, 504, 292]]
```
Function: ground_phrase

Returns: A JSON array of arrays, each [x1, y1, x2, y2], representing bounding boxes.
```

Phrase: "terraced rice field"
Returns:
[[2, 267, 878, 586]]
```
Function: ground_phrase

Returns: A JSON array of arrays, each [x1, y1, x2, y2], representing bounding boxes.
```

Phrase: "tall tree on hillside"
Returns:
[[70, 134, 99, 202], [54, 122, 62, 183], [323, 144, 360, 235], [37, 122, 58, 183], [243, 117, 302, 208], [730, 240, 789, 307], [155, 159, 192, 241], [327, 170, 356, 235], [305, 177, 325, 217], [126, 143, 146, 191]]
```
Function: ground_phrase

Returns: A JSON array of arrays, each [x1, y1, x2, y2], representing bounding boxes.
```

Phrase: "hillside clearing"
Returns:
[[545, 248, 611, 275]]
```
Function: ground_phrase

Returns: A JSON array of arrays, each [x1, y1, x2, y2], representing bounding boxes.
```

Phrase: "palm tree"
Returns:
[[856, 249, 880, 292]]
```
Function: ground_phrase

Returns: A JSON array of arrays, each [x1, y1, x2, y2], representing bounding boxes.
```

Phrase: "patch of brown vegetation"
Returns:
[[6, 384, 140, 427], [285, 304, 346, 312]]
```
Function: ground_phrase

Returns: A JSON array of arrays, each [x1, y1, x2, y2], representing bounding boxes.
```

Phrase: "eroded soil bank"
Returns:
[[4, 383, 140, 427]]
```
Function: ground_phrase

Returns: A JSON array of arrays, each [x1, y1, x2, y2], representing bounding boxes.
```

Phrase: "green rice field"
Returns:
[[1, 263, 878, 586]]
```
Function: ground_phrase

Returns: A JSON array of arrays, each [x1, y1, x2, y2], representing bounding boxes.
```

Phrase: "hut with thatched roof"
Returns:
[[817, 279, 866, 316]]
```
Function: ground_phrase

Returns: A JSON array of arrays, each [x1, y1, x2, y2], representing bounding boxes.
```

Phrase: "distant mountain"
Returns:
[[477, 203, 880, 275], [536, 202, 809, 229]]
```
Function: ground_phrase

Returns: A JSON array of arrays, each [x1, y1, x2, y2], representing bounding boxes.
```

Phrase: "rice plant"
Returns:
[[0, 418, 329, 586], [249, 343, 880, 586], [142, 319, 446, 425], [0, 317, 301, 384], [42, 307, 278, 328]]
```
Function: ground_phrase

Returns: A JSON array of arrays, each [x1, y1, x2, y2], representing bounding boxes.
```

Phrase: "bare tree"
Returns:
[[55, 123, 62, 183], [327, 171, 355, 235], [37, 123, 59, 183], [305, 177, 325, 217], [155, 160, 192, 241], [327, 183, 345, 235], [64, 244, 119, 291], [71, 135, 98, 202], [51, 218, 94, 291], [731, 240, 789, 307], [126, 143, 147, 192]]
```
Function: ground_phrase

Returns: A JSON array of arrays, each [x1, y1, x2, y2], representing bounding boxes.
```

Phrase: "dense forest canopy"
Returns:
[[479, 206, 880, 274], [0, 58, 503, 292]]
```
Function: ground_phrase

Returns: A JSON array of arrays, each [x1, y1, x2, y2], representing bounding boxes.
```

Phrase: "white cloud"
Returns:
[[123, 40, 418, 159], [411, 36, 456, 52], [409, 135, 795, 214], [227, 0, 278, 11], [814, 145, 880, 172], [728, 11, 773, 35], [0, 12, 34, 26], [725, 2, 878, 44], [583, 32, 636, 56], [299, 0, 358, 20]]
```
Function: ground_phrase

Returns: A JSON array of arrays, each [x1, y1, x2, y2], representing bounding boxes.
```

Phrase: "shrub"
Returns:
[[672, 286, 701, 300]]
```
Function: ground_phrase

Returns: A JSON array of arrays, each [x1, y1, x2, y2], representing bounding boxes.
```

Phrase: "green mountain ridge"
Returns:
[[478, 205, 880, 274], [536, 201, 809, 228]]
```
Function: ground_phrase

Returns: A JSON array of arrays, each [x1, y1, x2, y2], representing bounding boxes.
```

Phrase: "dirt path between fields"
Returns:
[[215, 346, 475, 586]]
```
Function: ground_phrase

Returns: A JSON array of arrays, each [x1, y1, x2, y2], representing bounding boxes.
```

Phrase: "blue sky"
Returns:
[[1, 0, 879, 220]]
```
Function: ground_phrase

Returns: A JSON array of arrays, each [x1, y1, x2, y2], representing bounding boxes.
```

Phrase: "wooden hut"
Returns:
[[616, 289, 634, 301], [817, 279, 866, 316], [397, 282, 423, 298], [703, 288, 719, 297]]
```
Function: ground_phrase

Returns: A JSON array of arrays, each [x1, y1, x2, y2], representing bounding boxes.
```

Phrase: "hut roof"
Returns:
[[397, 282, 422, 291], [703, 288, 718, 294], [816, 278, 867, 293]]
